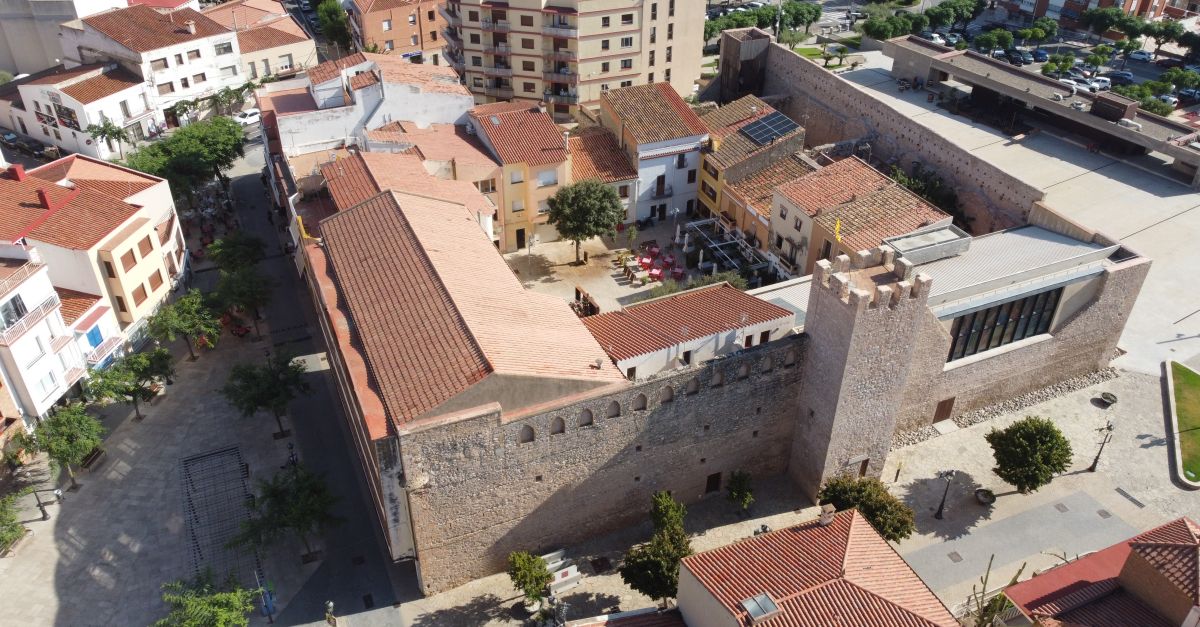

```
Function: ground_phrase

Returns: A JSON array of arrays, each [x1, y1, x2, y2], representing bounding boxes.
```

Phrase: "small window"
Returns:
[[621, 59, 633, 70], [470, 33, 481, 44], [522, 38, 534, 49], [428, 10, 434, 20], [385, 40, 395, 51], [518, 425, 535, 443], [132, 284, 148, 306], [468, 9, 478, 20], [606, 400, 620, 418], [550, 417, 565, 435], [619, 185, 629, 198], [410, 35, 418, 45], [151, 58, 168, 71], [407, 14, 415, 24], [138, 235, 153, 257], [157, 82, 175, 95], [174, 53, 183, 65], [476, 179, 496, 194], [621, 13, 634, 24], [103, 260, 116, 279], [682, 350, 692, 365], [620, 37, 633, 48], [121, 250, 136, 271], [472, 56, 482, 67], [537, 170, 558, 188], [686, 378, 699, 395], [633, 394, 647, 411], [651, 2, 657, 19], [784, 350, 797, 367], [115, 296, 127, 313], [602, 16, 610, 27], [650, 51, 656, 67], [149, 270, 164, 291], [711, 371, 724, 387], [193, 73, 207, 84], [763, 356, 774, 371], [187, 49, 200, 60], [520, 15, 533, 26], [522, 60, 535, 71], [180, 77, 190, 89], [660, 387, 674, 403], [601, 39, 610, 51], [382, 18, 392, 31], [523, 81, 535, 93], [620, 80, 632, 87], [626, 366, 637, 379], [510, 170, 524, 184], [738, 363, 750, 380], [601, 61, 610, 73], [779, 206, 788, 220], [215, 42, 233, 55], [687, 169, 696, 184], [220, 65, 238, 78], [668, 23, 674, 39], [579, 408, 594, 427]]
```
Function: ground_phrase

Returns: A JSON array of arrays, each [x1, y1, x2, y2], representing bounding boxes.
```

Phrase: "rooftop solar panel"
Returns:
[[739, 111, 800, 146]]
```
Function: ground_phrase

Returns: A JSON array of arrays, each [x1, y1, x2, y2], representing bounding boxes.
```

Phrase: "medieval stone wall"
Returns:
[[398, 337, 806, 594]]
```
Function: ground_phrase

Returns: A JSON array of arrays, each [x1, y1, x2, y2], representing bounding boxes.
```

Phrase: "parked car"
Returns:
[[1006, 50, 1025, 66], [1178, 87, 1200, 101], [1057, 79, 1079, 94], [1019, 50, 1034, 63], [944, 33, 962, 45], [1156, 57, 1185, 68], [846, 9, 868, 19], [1072, 79, 1099, 92], [16, 139, 45, 158], [1090, 76, 1111, 90], [1186, 64, 1200, 74], [0, 132, 17, 149], [1067, 67, 1092, 80], [1129, 50, 1153, 62], [1158, 93, 1180, 106], [991, 48, 1007, 59], [234, 108, 261, 126], [298, 0, 310, 9], [1032, 49, 1049, 62]]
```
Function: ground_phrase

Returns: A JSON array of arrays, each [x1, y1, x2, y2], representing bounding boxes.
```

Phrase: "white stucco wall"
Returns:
[[13, 78, 157, 160], [0, 0, 125, 74], [677, 565, 739, 627], [615, 316, 794, 379], [632, 135, 703, 222], [0, 265, 83, 418]]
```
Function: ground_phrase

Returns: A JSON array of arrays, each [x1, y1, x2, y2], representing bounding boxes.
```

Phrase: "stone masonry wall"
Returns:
[[895, 256, 1152, 432], [398, 337, 806, 594], [755, 42, 1043, 233]]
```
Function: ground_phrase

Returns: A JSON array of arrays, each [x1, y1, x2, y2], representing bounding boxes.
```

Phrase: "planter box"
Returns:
[[1166, 360, 1200, 489]]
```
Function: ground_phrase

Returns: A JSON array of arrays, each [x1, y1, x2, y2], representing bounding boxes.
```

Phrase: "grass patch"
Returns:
[[1172, 361, 1200, 481], [795, 47, 845, 69], [703, 59, 718, 68], [843, 35, 862, 49]]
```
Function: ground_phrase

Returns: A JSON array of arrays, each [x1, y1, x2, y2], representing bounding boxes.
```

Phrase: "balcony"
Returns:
[[444, 26, 462, 46], [0, 261, 42, 298], [651, 184, 674, 199], [64, 366, 85, 388], [445, 49, 465, 71], [543, 70, 579, 84], [482, 65, 513, 77], [485, 85, 514, 98], [438, 4, 460, 25], [484, 43, 512, 55], [542, 23, 577, 38], [87, 335, 124, 365], [0, 292, 60, 347], [481, 19, 510, 32], [543, 48, 577, 61], [545, 92, 578, 104]]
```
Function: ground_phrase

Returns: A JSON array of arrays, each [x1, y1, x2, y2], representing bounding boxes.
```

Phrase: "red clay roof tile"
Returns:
[[602, 83, 708, 145], [470, 102, 567, 166], [83, 6, 231, 53], [569, 127, 636, 184]]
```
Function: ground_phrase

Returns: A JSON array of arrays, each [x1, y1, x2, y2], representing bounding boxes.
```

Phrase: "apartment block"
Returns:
[[0, 0, 125, 75], [347, 0, 446, 63], [444, 0, 702, 120], [202, 0, 319, 80]]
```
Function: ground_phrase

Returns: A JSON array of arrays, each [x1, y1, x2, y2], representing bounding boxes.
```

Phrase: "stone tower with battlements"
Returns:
[[791, 246, 933, 501]]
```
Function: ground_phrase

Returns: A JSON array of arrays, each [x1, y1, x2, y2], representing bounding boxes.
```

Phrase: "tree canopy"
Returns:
[[620, 491, 692, 605], [546, 179, 625, 263], [86, 120, 131, 159], [125, 117, 244, 201], [87, 347, 174, 419], [216, 268, 273, 336], [507, 551, 552, 603], [148, 289, 222, 360], [818, 475, 915, 543], [985, 416, 1073, 493], [222, 354, 310, 436], [228, 464, 341, 555], [727, 470, 754, 512], [317, 0, 354, 52], [19, 404, 106, 489], [1080, 7, 1125, 43], [208, 232, 266, 271], [155, 571, 257, 627]]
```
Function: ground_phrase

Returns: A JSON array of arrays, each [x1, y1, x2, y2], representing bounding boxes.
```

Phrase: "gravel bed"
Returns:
[[890, 367, 1119, 450]]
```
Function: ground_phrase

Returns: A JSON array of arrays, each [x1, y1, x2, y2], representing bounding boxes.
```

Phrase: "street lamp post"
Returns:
[[1088, 420, 1115, 473], [31, 488, 63, 521], [934, 470, 955, 520]]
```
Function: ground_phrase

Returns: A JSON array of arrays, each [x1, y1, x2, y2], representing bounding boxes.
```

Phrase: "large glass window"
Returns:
[[946, 287, 1062, 362]]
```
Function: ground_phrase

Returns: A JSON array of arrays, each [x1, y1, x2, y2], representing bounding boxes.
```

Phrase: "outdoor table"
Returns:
[[663, 254, 676, 266], [648, 267, 664, 281], [639, 256, 653, 269], [649, 246, 661, 258], [671, 267, 685, 280]]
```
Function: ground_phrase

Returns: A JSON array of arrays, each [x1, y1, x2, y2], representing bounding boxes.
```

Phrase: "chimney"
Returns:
[[8, 163, 26, 181], [537, 100, 547, 114], [37, 189, 52, 209], [818, 503, 836, 526], [185, 19, 196, 34]]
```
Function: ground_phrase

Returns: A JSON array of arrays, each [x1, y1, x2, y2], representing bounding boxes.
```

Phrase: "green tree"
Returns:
[[173, 99, 198, 125], [229, 463, 341, 555], [86, 119, 131, 160], [726, 470, 754, 513], [818, 475, 915, 542], [646, 270, 748, 299], [1116, 38, 1143, 68], [990, 28, 1014, 51], [1086, 44, 1114, 71], [0, 71, 12, 86], [984, 416, 1073, 494], [784, 1, 822, 34], [318, 0, 353, 52], [148, 289, 222, 360], [86, 347, 174, 420], [861, 17, 895, 41], [169, 116, 245, 181], [18, 404, 105, 490], [155, 571, 258, 627], [1116, 14, 1146, 42], [1033, 16, 1058, 43], [507, 551, 553, 604], [925, 5, 954, 31], [222, 353, 310, 437], [547, 179, 625, 263], [1080, 7, 1124, 44], [835, 45, 850, 65], [1114, 81, 1179, 115], [216, 268, 273, 337], [210, 87, 239, 116], [620, 491, 692, 606], [778, 28, 805, 49], [1180, 31, 1200, 61], [208, 232, 266, 271], [0, 489, 28, 550], [704, 17, 727, 41], [973, 31, 997, 52]]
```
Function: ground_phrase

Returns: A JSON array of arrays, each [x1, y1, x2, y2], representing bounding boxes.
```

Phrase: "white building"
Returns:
[[582, 283, 794, 380], [0, 63, 157, 161], [0, 0, 125, 75], [599, 83, 708, 224], [256, 51, 474, 158], [201, 0, 319, 81], [60, 4, 246, 124]]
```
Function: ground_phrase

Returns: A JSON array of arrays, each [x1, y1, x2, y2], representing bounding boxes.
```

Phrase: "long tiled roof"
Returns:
[[776, 156, 892, 217], [1, 160, 143, 249], [682, 510, 956, 627], [237, 18, 309, 54], [602, 83, 708, 145], [364, 122, 497, 169], [582, 283, 793, 361], [356, 0, 426, 15], [55, 287, 101, 326], [31, 154, 160, 200], [363, 53, 469, 95], [202, 0, 288, 29], [60, 68, 144, 105], [320, 150, 493, 220], [569, 127, 636, 184], [470, 102, 568, 166], [318, 190, 622, 425], [815, 185, 948, 254], [83, 6, 230, 53], [306, 52, 367, 84], [725, 153, 815, 220], [701, 96, 804, 170], [23, 65, 103, 86]]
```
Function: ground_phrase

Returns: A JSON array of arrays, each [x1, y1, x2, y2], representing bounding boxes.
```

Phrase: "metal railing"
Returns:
[[543, 48, 577, 61], [0, 261, 41, 298], [485, 85, 514, 98], [545, 92, 578, 104], [482, 65, 513, 77], [651, 184, 674, 199], [0, 292, 60, 347], [484, 43, 511, 55], [481, 19, 510, 32], [542, 24, 577, 38], [543, 70, 578, 84], [87, 336, 124, 365], [437, 4, 460, 25]]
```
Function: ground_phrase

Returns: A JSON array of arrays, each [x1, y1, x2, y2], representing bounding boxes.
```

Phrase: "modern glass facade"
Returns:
[[946, 287, 1063, 362]]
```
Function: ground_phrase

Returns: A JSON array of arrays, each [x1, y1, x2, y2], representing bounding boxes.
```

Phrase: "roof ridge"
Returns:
[[844, 509, 956, 625], [837, 579, 944, 627]]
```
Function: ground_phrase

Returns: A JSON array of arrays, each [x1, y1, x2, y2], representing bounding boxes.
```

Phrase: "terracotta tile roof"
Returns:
[[128, 0, 193, 8], [318, 190, 623, 425], [256, 86, 316, 115], [30, 154, 161, 200], [55, 287, 101, 326], [602, 83, 708, 146], [569, 127, 636, 184], [357, 0, 424, 15], [23, 64, 103, 86], [202, 0, 288, 29], [1007, 518, 1200, 626], [776, 156, 892, 217], [237, 19, 309, 54], [470, 102, 568, 166], [58, 68, 143, 105], [570, 609, 685, 626], [349, 70, 380, 90], [321, 150, 494, 220], [364, 122, 497, 169], [306, 52, 367, 84], [1, 159, 144, 249], [83, 6, 231, 53], [815, 185, 949, 253], [582, 283, 793, 361], [682, 510, 956, 627], [700, 96, 805, 171], [725, 153, 815, 220], [363, 53, 468, 95]]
